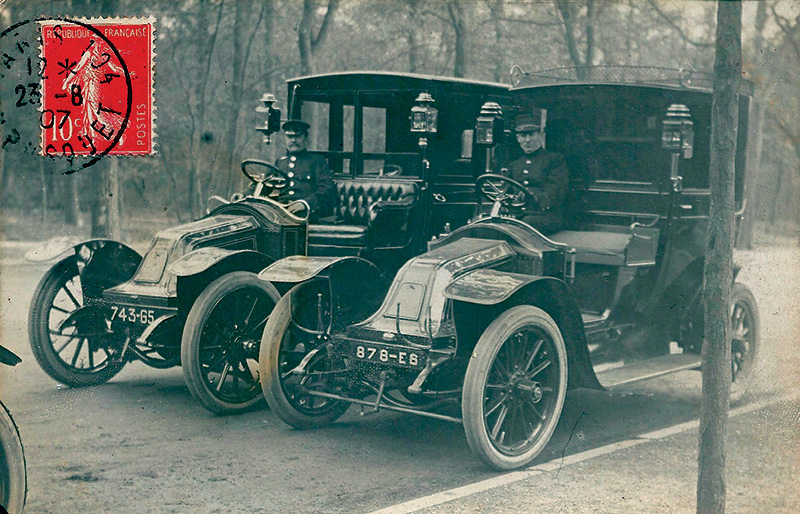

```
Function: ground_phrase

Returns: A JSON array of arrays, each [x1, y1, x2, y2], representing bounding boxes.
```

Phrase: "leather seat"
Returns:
[[308, 178, 420, 249], [308, 224, 367, 247]]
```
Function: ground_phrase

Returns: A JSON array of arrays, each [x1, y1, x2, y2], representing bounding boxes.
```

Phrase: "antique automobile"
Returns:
[[0, 344, 26, 514], [27, 72, 510, 415], [257, 67, 760, 470]]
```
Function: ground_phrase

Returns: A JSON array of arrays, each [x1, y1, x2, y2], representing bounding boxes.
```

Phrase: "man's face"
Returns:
[[285, 131, 308, 153], [516, 130, 543, 154]]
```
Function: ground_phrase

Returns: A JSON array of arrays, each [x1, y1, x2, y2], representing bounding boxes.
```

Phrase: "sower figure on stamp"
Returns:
[[504, 110, 569, 235], [246, 119, 336, 222]]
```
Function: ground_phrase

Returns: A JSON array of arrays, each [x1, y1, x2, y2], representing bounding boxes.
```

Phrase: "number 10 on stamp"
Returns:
[[39, 17, 155, 157]]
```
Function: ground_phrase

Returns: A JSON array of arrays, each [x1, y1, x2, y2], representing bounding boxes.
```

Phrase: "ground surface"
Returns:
[[0, 243, 797, 514]]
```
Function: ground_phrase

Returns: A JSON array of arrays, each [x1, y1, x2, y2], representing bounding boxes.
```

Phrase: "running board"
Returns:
[[595, 354, 701, 390]]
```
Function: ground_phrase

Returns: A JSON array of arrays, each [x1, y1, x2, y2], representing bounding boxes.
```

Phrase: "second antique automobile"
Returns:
[[27, 72, 511, 415], [257, 67, 761, 469]]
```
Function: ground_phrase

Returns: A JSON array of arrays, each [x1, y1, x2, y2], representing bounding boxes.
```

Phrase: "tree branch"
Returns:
[[312, 0, 341, 49], [771, 4, 800, 63], [646, 0, 714, 48]]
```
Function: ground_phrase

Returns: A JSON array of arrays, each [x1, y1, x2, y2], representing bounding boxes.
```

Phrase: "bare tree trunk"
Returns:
[[736, 0, 767, 249], [298, 0, 340, 77], [406, 0, 421, 73], [697, 2, 741, 513], [447, 0, 468, 78], [488, 0, 506, 82], [737, 101, 762, 249]]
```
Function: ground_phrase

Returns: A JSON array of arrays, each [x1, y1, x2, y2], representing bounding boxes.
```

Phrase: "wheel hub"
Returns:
[[508, 373, 543, 404]]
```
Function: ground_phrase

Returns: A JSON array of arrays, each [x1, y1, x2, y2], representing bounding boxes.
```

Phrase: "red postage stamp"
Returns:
[[39, 17, 155, 157]]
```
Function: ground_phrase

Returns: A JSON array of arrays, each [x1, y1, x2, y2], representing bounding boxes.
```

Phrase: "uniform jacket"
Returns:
[[273, 150, 336, 217], [505, 149, 569, 216]]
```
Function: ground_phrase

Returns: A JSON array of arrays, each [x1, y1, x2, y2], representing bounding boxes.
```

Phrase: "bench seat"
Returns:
[[308, 178, 420, 251], [551, 228, 658, 266]]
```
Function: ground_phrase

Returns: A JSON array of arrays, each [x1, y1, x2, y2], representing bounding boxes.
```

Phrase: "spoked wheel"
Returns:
[[462, 305, 568, 470], [28, 256, 126, 387], [730, 282, 760, 402], [182, 272, 280, 415], [260, 279, 350, 429], [0, 402, 26, 514]]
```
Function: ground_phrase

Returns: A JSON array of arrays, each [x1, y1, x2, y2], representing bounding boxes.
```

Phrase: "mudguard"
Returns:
[[447, 269, 602, 390], [259, 255, 387, 330], [444, 269, 543, 305], [25, 236, 101, 262], [258, 255, 379, 285], [169, 247, 271, 277]]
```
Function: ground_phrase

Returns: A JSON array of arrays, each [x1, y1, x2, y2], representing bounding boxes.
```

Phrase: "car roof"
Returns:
[[509, 65, 754, 97], [287, 71, 509, 93]]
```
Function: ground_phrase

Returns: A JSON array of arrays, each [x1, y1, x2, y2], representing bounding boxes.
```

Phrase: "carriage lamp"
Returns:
[[475, 102, 505, 173], [475, 102, 504, 145], [410, 92, 438, 135], [410, 93, 437, 173], [661, 104, 693, 159], [662, 104, 693, 192], [255, 93, 282, 145]]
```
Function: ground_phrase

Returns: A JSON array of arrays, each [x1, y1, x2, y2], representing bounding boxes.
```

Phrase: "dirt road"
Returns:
[[1, 245, 798, 513]]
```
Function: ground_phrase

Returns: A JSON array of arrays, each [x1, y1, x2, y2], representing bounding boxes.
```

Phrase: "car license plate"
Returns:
[[352, 343, 426, 369], [109, 305, 157, 325]]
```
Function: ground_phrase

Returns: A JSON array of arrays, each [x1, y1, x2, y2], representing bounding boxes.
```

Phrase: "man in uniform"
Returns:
[[272, 119, 336, 221], [504, 110, 569, 235]]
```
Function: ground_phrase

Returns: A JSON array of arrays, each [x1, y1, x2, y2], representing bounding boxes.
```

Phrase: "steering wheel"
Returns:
[[240, 159, 289, 194], [475, 174, 537, 210]]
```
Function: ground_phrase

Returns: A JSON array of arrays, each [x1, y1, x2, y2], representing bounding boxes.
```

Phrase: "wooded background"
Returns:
[[1, 0, 798, 243]]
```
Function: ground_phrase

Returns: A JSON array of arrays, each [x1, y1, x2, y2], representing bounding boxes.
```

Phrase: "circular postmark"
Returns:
[[0, 17, 133, 174]]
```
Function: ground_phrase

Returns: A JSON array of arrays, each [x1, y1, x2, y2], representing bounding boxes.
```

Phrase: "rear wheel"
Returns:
[[0, 402, 26, 514], [28, 256, 125, 387], [730, 282, 760, 401], [462, 306, 568, 470], [260, 279, 350, 429], [181, 272, 280, 415]]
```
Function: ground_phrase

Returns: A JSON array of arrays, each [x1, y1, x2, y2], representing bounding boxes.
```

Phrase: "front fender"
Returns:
[[258, 255, 378, 285], [448, 270, 601, 390], [169, 247, 271, 277], [444, 269, 542, 305], [259, 255, 387, 330], [24, 237, 129, 263]]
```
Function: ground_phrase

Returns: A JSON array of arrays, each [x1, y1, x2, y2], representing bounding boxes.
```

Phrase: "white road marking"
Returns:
[[367, 396, 790, 514]]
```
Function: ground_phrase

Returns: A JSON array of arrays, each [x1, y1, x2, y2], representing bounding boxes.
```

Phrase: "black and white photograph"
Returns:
[[0, 1, 798, 513]]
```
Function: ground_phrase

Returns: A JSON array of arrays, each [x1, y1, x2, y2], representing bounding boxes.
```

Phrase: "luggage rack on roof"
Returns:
[[509, 64, 718, 90]]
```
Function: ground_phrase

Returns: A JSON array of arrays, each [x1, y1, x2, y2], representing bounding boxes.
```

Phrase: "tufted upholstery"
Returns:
[[308, 178, 421, 250], [333, 179, 420, 225]]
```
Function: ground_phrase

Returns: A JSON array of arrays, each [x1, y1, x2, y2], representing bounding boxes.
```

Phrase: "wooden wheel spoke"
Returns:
[[62, 285, 81, 308], [215, 363, 232, 391], [493, 358, 511, 381], [54, 335, 78, 354], [523, 339, 544, 374], [528, 402, 545, 421], [242, 297, 259, 327], [525, 359, 551, 380], [484, 392, 506, 417], [245, 315, 269, 336], [490, 404, 509, 440], [70, 338, 86, 367], [51, 305, 70, 314]]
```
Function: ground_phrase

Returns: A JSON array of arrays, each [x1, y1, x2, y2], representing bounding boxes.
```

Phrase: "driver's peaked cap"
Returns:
[[282, 119, 311, 134]]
